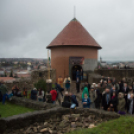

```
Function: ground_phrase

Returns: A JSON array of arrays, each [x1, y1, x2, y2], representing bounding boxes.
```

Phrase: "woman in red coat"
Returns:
[[50, 90, 57, 104]]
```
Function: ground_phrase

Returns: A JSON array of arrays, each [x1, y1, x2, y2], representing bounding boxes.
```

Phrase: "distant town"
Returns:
[[0, 57, 134, 80], [99, 57, 134, 69], [0, 58, 48, 80]]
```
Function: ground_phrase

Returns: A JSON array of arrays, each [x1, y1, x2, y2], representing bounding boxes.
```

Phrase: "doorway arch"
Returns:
[[71, 65, 83, 81]]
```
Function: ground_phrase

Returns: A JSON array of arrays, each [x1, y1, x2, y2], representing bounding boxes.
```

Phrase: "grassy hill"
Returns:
[[66, 116, 134, 134]]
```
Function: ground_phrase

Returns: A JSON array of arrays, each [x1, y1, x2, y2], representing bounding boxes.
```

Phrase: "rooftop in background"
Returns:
[[0, 77, 16, 83], [47, 18, 102, 49]]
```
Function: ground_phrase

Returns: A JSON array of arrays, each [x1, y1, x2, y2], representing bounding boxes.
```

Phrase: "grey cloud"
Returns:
[[0, 0, 134, 61]]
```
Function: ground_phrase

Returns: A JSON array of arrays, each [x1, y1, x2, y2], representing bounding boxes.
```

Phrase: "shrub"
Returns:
[[34, 79, 46, 93]]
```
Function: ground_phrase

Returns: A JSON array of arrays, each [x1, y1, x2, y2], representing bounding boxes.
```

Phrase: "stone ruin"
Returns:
[[31, 69, 56, 84], [0, 107, 120, 134]]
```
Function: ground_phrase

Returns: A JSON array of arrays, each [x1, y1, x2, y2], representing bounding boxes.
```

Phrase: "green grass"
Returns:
[[0, 102, 34, 118], [66, 116, 134, 134]]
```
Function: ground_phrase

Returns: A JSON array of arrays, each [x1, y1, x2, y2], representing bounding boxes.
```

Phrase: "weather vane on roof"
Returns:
[[74, 6, 76, 18]]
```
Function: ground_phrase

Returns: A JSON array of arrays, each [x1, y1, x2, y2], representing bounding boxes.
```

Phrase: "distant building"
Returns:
[[100, 57, 107, 67], [27, 62, 31, 66], [119, 63, 125, 69], [0, 77, 16, 83]]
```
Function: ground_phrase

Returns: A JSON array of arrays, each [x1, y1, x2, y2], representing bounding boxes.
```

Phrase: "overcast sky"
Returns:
[[0, 0, 134, 61]]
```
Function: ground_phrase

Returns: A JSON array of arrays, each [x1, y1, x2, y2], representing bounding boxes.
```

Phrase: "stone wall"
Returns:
[[9, 96, 57, 110], [5, 78, 33, 91], [95, 69, 134, 81], [0, 107, 120, 134], [5, 69, 56, 91], [31, 69, 56, 83]]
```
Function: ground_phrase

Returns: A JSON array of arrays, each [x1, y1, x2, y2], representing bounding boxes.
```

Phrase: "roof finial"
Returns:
[[74, 6, 76, 19]]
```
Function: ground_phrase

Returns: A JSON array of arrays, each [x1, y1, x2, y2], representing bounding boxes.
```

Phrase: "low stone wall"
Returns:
[[0, 107, 120, 134], [95, 69, 134, 81], [9, 96, 57, 110], [5, 78, 33, 91]]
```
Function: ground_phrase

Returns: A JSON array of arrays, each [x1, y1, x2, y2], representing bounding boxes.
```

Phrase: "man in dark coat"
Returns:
[[94, 84, 102, 109], [123, 83, 129, 110], [55, 83, 64, 97], [62, 91, 71, 108], [109, 91, 118, 112], [102, 88, 111, 110], [31, 88, 37, 100], [76, 77, 80, 93], [76, 70, 80, 80]]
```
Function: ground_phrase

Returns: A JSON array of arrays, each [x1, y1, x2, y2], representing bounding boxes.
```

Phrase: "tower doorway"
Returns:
[[71, 65, 82, 81]]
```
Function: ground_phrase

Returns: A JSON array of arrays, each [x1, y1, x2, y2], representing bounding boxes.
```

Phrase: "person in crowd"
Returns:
[[108, 91, 118, 112], [37, 88, 44, 101], [103, 81, 108, 90], [55, 83, 64, 97], [132, 82, 134, 91], [12, 86, 19, 96], [128, 88, 133, 100], [128, 93, 134, 115], [107, 79, 112, 89], [65, 77, 71, 91], [55, 83, 64, 105], [101, 76, 107, 82], [50, 89, 57, 104], [23, 87, 27, 98], [62, 91, 71, 108], [76, 70, 80, 80], [63, 76, 68, 89], [110, 86, 118, 96], [0, 81, 8, 104], [89, 87, 97, 108], [94, 84, 102, 109], [117, 92, 126, 115], [82, 93, 90, 108], [112, 77, 116, 85], [92, 83, 96, 89], [119, 78, 126, 92], [76, 77, 80, 93], [70, 92, 79, 108], [128, 85, 133, 92], [102, 88, 111, 110], [31, 88, 37, 100], [80, 69, 83, 81], [58, 76, 64, 88], [123, 83, 129, 110], [81, 82, 90, 92], [16, 89, 23, 97], [82, 87, 89, 99], [114, 81, 120, 91]]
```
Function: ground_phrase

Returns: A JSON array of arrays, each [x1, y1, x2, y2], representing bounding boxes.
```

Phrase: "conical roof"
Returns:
[[47, 18, 102, 49]]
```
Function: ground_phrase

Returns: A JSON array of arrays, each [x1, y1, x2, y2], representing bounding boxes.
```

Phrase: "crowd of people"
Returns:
[[81, 76, 134, 115], [1, 74, 134, 115]]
